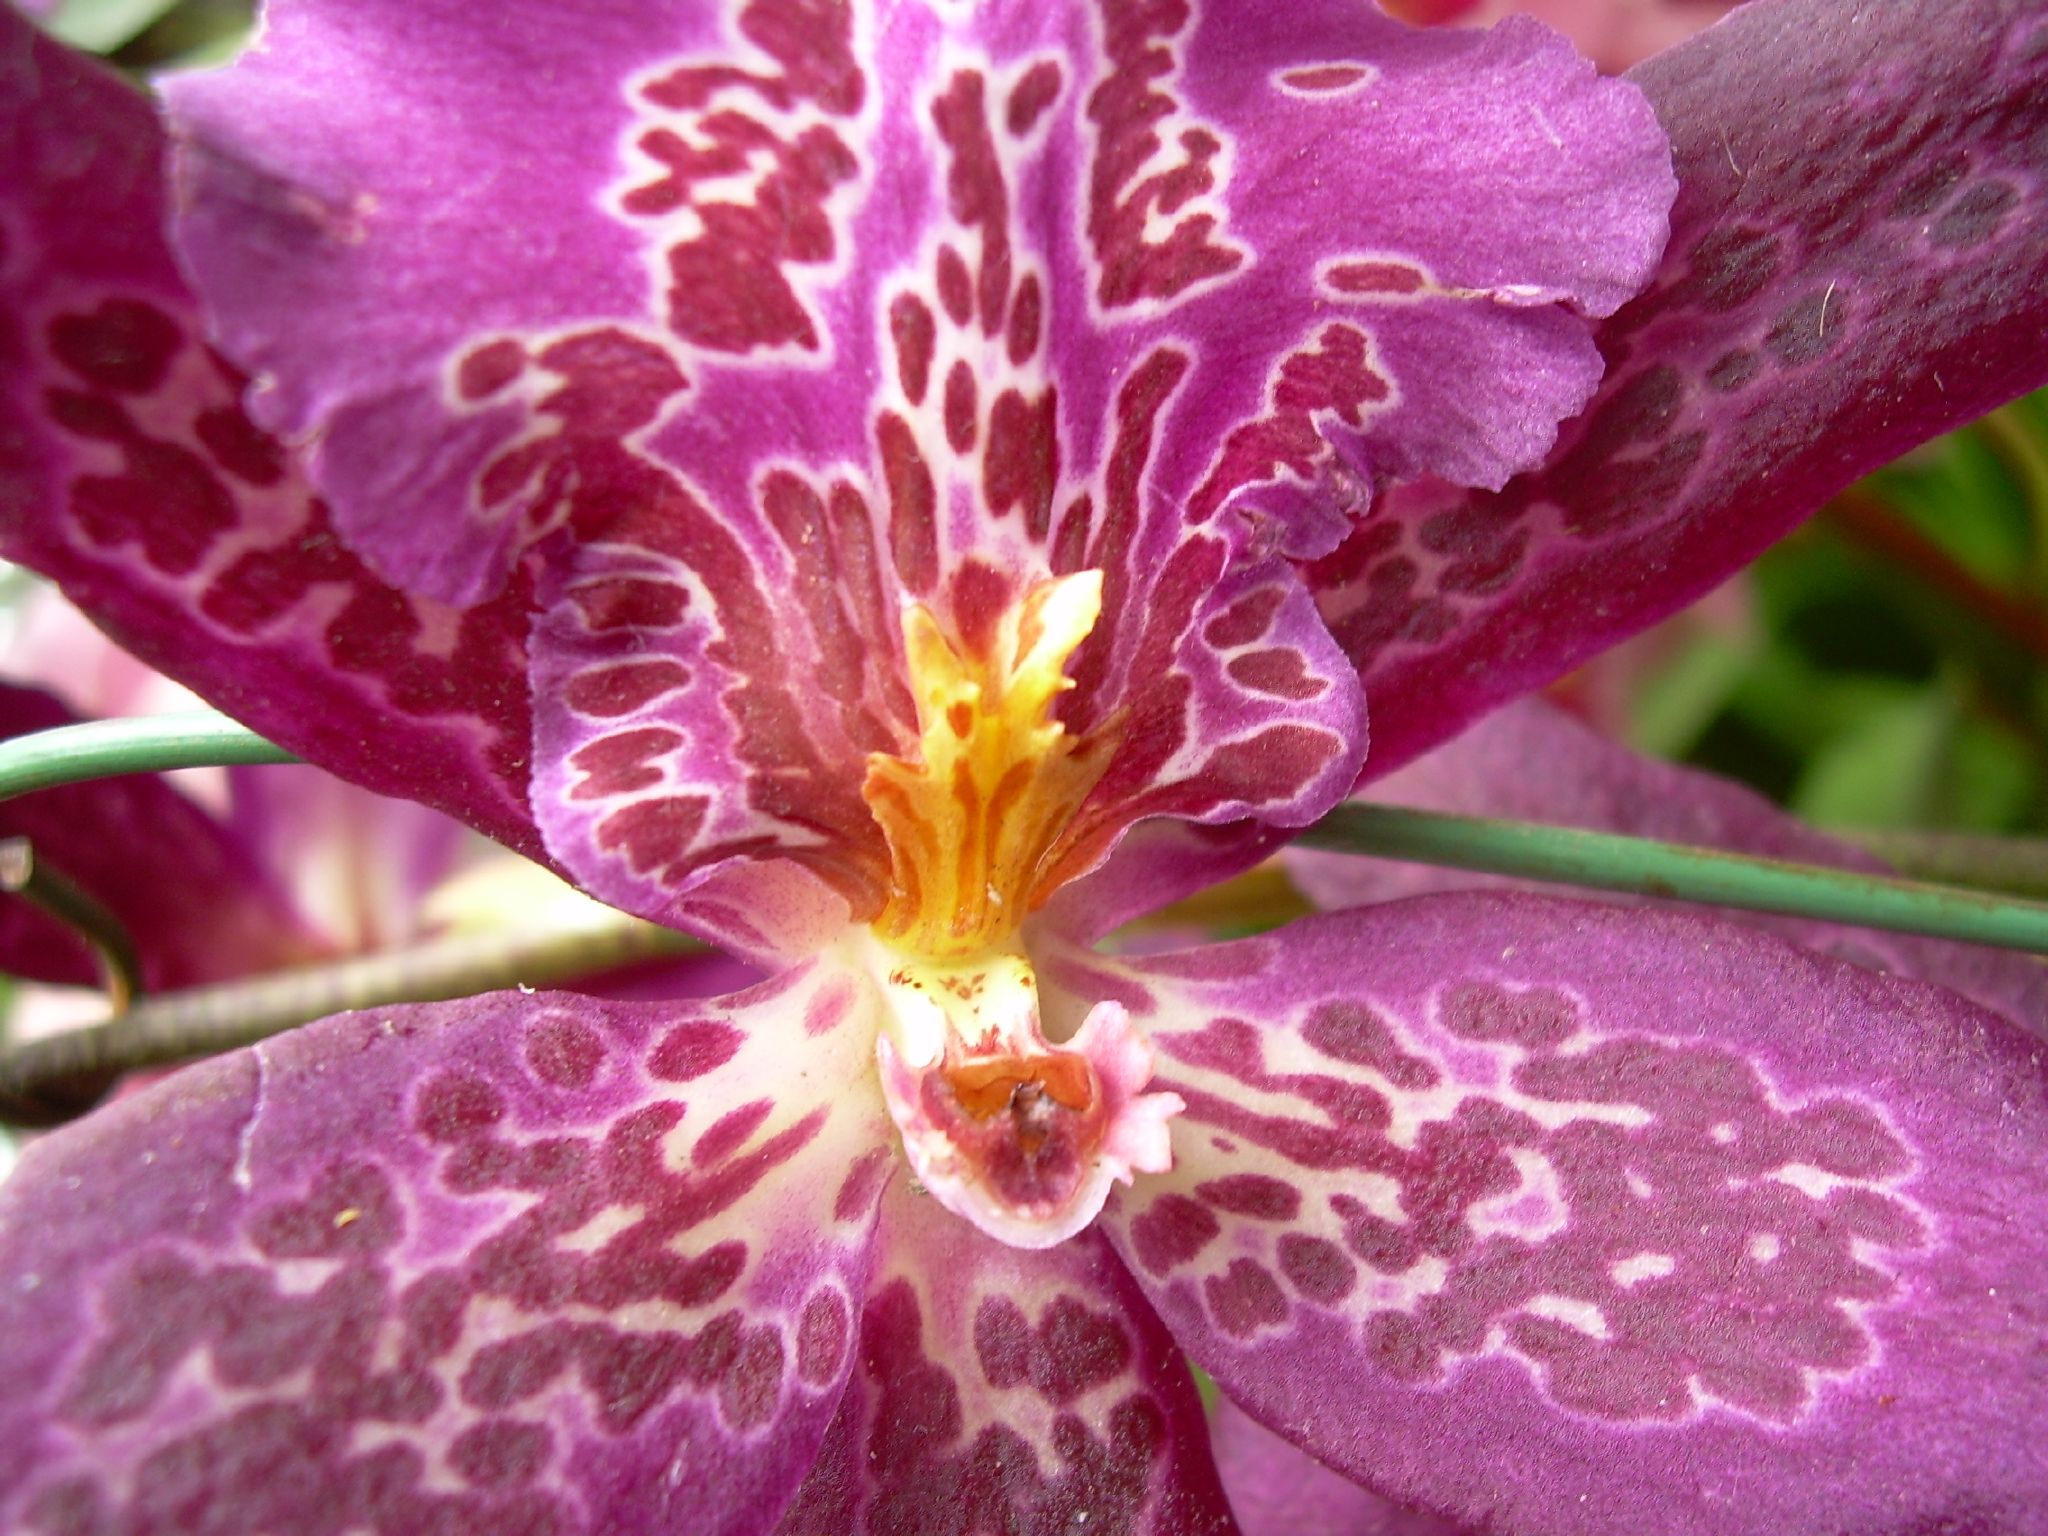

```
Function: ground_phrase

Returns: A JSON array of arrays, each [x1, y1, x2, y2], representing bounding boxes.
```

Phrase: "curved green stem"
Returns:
[[0, 713, 298, 802], [1298, 804, 2048, 957], [0, 914, 699, 1127]]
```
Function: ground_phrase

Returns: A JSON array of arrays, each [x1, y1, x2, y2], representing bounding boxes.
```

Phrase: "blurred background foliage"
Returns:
[[16, 0, 2048, 882]]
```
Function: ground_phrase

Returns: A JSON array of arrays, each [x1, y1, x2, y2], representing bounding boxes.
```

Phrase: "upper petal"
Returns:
[[1073, 898, 2048, 1535], [0, 14, 548, 861], [0, 966, 894, 1534], [1312, 0, 2048, 778]]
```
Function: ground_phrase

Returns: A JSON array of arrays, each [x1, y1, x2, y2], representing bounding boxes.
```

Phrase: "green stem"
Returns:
[[1298, 804, 2048, 957], [0, 839, 143, 1015], [0, 713, 298, 801], [0, 915, 699, 1127], [1842, 829, 2048, 904]]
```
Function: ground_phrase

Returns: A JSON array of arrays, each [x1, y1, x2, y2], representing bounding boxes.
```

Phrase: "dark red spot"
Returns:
[[457, 339, 526, 401], [936, 245, 974, 326], [1032, 1297, 1131, 1403], [48, 299, 182, 393], [1006, 274, 1043, 365], [1303, 1000, 1440, 1089], [248, 1163, 402, 1258], [1201, 586, 1284, 649], [1129, 1194, 1220, 1274], [524, 1015, 606, 1089], [694, 1098, 775, 1165], [833, 1148, 893, 1222], [194, 405, 288, 487], [1203, 1259, 1288, 1338], [983, 387, 1058, 540], [721, 1328, 785, 1429], [879, 410, 938, 593], [890, 293, 936, 403], [415, 1073, 506, 1142], [1280, 64, 1368, 92], [1440, 984, 1578, 1048], [943, 359, 978, 453], [561, 660, 692, 718], [1326, 259, 1425, 295], [568, 726, 680, 801], [1226, 648, 1327, 701], [449, 1419, 553, 1485], [594, 795, 711, 881], [570, 576, 689, 631], [1278, 1234, 1356, 1304], [974, 1297, 1032, 1389], [797, 1289, 850, 1386], [1005, 59, 1062, 135], [649, 1019, 742, 1081], [1196, 1173, 1301, 1221]]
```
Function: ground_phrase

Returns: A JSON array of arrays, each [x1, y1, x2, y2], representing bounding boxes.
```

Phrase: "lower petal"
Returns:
[[0, 966, 893, 1535], [779, 1174, 1234, 1535], [1082, 897, 2048, 1535]]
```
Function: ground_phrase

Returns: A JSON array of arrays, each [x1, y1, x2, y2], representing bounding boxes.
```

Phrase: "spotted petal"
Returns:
[[1069, 899, 2048, 1535], [0, 684, 326, 991], [1311, 0, 2048, 778], [0, 15, 546, 859], [1289, 697, 2048, 1037], [162, 0, 1681, 945], [0, 968, 894, 1534], [778, 1174, 1235, 1535]]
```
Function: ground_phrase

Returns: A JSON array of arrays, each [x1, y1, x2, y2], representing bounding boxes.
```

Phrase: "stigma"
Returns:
[[852, 570, 1182, 1247]]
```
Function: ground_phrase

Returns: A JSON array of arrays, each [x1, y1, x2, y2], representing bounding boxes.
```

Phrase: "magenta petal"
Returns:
[[0, 17, 548, 860], [0, 966, 894, 1534], [1316, 0, 2048, 777], [1093, 899, 2048, 1535], [778, 1175, 1235, 1535], [1290, 698, 2048, 1036], [1110, 2, 1672, 549], [0, 684, 326, 989], [1210, 1398, 1467, 1536]]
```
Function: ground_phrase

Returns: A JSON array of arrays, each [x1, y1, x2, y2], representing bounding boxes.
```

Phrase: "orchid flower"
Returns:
[[2, 2, 2047, 1534]]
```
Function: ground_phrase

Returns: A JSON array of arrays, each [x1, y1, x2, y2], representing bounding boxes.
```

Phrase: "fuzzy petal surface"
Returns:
[[0, 15, 546, 858], [0, 968, 895, 1534], [1313, 0, 2048, 778], [777, 1173, 1236, 1535], [1210, 1397, 1466, 1536], [1074, 898, 2048, 1536]]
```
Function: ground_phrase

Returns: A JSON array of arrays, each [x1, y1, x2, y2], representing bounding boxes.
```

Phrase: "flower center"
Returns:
[[851, 571, 1180, 1247], [861, 569, 1108, 958]]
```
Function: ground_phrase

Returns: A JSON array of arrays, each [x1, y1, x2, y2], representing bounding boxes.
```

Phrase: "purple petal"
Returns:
[[1083, 899, 2048, 1535], [0, 15, 547, 860], [0, 965, 894, 1534], [0, 683, 326, 990], [777, 1174, 1235, 1535], [1210, 1397, 1466, 1536], [1090, 3, 1672, 554], [1290, 698, 2048, 1037], [1314, 0, 2048, 777]]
